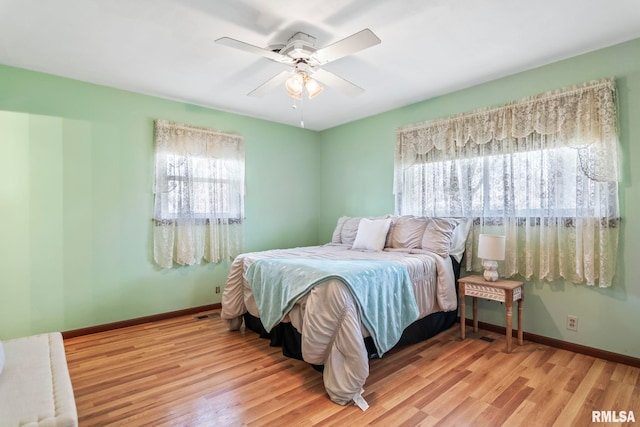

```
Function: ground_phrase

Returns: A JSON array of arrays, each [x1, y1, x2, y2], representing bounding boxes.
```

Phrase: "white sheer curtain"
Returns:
[[395, 78, 620, 287], [153, 120, 244, 268]]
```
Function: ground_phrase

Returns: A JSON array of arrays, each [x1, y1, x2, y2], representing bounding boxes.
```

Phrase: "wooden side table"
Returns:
[[458, 275, 524, 353]]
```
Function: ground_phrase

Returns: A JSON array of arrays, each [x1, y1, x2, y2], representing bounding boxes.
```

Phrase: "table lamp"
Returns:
[[477, 234, 506, 282]]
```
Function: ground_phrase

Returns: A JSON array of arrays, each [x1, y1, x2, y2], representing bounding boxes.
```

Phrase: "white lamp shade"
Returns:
[[285, 73, 303, 99], [477, 234, 506, 261], [305, 78, 323, 99]]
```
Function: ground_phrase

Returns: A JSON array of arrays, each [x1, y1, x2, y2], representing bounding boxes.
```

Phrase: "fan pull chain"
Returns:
[[290, 92, 305, 128]]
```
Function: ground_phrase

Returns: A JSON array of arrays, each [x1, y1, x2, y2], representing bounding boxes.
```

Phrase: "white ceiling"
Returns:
[[1, 0, 640, 131]]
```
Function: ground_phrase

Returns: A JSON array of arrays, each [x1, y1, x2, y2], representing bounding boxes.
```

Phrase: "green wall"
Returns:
[[2, 38, 639, 359], [0, 65, 321, 339], [319, 38, 640, 358]]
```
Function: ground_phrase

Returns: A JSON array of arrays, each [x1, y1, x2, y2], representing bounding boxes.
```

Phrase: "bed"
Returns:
[[220, 215, 471, 409]]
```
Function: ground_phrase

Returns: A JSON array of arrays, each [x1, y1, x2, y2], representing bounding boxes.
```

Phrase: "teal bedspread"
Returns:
[[246, 257, 419, 356]]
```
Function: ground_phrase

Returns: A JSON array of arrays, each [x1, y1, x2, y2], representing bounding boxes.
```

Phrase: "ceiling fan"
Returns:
[[215, 29, 381, 100]]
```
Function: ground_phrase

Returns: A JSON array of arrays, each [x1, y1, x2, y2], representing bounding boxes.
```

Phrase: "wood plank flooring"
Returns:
[[63, 311, 640, 426]]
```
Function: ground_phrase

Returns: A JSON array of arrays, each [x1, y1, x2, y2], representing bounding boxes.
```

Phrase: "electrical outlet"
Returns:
[[215, 286, 221, 294], [567, 315, 578, 331]]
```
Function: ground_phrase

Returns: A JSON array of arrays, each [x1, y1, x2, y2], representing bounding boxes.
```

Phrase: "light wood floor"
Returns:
[[64, 311, 640, 426]]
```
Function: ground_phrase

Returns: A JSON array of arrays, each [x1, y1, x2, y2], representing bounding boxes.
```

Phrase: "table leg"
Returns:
[[518, 288, 524, 346], [460, 282, 466, 340], [505, 289, 513, 353], [473, 296, 478, 333]]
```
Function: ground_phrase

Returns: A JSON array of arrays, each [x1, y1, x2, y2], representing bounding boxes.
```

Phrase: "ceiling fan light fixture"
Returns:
[[286, 89, 302, 100], [285, 73, 303, 99], [217, 28, 381, 101], [305, 77, 323, 99]]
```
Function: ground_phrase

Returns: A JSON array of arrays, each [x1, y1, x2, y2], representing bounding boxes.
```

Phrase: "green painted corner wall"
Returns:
[[2, 37, 639, 359], [0, 65, 321, 338], [319, 38, 640, 358]]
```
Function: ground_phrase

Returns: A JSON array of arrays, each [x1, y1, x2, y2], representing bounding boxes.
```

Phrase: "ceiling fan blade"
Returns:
[[216, 37, 295, 65], [247, 70, 291, 97], [312, 68, 364, 97], [314, 29, 381, 64]]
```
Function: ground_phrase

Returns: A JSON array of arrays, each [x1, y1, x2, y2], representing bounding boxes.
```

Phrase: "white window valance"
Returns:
[[394, 78, 620, 287], [395, 77, 619, 189]]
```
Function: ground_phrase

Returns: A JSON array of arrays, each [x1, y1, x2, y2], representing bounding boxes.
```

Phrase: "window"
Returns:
[[153, 120, 244, 268], [401, 144, 616, 220], [395, 79, 620, 287], [155, 155, 243, 223]]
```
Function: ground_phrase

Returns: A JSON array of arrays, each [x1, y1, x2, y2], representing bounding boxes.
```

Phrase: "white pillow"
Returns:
[[352, 218, 392, 251], [0, 341, 4, 376], [448, 218, 472, 262], [332, 215, 393, 245]]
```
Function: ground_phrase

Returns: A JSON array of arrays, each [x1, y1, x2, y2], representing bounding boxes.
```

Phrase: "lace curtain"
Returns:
[[395, 78, 620, 287], [153, 120, 244, 268]]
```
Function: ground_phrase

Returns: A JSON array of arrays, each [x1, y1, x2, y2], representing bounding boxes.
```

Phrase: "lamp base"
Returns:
[[482, 259, 499, 282]]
